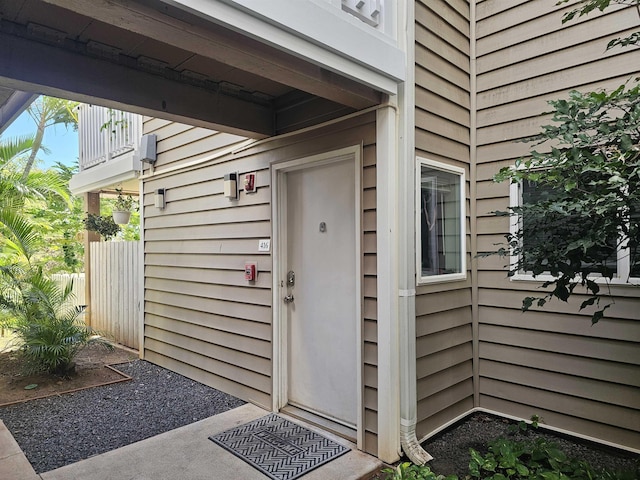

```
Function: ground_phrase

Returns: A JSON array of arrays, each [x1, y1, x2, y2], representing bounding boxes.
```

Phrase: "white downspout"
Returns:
[[398, 0, 433, 465]]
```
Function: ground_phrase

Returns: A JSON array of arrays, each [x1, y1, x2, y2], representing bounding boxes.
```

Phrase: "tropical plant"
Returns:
[[0, 208, 110, 374], [1, 134, 79, 276], [21, 96, 78, 180], [0, 134, 68, 208], [0, 156, 110, 374], [28, 161, 85, 273], [0, 266, 111, 374]]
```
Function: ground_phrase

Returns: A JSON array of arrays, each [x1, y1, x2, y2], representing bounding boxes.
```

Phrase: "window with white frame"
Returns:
[[511, 179, 640, 282], [416, 158, 466, 283]]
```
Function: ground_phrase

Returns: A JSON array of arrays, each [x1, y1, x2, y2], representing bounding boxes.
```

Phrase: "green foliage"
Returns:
[[481, 0, 640, 322], [28, 162, 85, 273], [490, 82, 640, 323], [0, 135, 34, 168], [558, 0, 640, 50], [508, 415, 542, 435], [468, 435, 638, 480], [23, 96, 79, 180], [0, 105, 105, 376], [0, 207, 40, 263], [84, 213, 121, 240], [0, 267, 111, 374], [382, 419, 638, 480], [114, 187, 136, 212], [100, 108, 129, 137], [382, 462, 458, 480]]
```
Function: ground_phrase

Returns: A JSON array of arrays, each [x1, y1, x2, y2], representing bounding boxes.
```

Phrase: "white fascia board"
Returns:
[[161, 0, 404, 94], [69, 153, 141, 195]]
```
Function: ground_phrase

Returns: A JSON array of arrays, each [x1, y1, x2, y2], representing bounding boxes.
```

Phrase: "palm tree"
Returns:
[[21, 96, 78, 180], [0, 135, 110, 374], [0, 133, 70, 210]]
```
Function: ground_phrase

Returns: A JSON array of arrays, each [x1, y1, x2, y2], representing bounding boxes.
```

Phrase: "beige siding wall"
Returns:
[[476, 0, 640, 448], [414, 0, 474, 439], [142, 114, 380, 455]]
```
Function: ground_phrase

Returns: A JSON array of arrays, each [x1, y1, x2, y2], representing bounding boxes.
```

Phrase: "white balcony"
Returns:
[[70, 105, 143, 195]]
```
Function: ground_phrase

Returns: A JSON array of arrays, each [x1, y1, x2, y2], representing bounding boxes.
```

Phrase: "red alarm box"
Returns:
[[244, 172, 257, 193], [244, 262, 257, 281]]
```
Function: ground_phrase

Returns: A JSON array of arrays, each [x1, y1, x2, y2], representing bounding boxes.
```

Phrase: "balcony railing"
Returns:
[[77, 104, 142, 172]]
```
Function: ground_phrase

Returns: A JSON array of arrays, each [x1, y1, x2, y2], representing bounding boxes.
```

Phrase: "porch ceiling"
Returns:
[[0, 0, 380, 138]]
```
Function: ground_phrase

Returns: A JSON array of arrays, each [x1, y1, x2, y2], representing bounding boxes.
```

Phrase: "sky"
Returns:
[[1, 104, 79, 169]]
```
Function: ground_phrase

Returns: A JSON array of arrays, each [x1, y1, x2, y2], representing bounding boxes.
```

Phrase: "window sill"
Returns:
[[417, 272, 467, 285]]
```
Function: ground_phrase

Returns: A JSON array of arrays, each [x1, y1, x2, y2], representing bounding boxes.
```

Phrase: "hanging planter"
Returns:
[[112, 210, 131, 225], [112, 187, 136, 225]]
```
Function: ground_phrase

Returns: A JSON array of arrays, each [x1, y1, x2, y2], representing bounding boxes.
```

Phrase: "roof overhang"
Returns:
[[0, 0, 394, 138]]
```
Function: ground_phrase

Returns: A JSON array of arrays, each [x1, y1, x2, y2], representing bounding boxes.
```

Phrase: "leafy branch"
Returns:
[[558, 0, 640, 49]]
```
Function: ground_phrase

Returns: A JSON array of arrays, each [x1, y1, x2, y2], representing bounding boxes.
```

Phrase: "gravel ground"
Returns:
[[422, 412, 639, 478], [0, 360, 245, 474]]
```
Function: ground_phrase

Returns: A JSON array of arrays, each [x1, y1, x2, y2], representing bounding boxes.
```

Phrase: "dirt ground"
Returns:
[[0, 338, 138, 406]]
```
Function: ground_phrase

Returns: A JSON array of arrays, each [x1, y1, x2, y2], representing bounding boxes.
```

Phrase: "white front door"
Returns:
[[277, 152, 360, 432]]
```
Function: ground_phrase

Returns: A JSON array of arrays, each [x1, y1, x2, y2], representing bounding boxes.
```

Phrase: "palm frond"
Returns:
[[0, 135, 35, 165], [0, 208, 39, 262]]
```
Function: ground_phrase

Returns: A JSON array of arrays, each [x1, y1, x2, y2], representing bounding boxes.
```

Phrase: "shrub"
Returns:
[[0, 267, 111, 374]]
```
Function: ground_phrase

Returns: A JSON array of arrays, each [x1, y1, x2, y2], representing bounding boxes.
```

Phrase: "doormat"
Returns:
[[209, 413, 349, 480]]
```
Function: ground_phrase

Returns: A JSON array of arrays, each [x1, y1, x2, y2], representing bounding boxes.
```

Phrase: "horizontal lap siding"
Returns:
[[414, 0, 474, 440], [142, 115, 379, 454], [475, 0, 640, 449], [142, 117, 272, 407]]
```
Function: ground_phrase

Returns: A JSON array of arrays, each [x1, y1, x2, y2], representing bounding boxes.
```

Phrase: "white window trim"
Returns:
[[508, 181, 640, 286], [415, 157, 466, 285]]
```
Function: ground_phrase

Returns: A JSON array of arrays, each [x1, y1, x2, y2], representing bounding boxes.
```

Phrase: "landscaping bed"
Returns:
[[0, 359, 245, 473], [0, 342, 138, 406], [420, 412, 639, 478]]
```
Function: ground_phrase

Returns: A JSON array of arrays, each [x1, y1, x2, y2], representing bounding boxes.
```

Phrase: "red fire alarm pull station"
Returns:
[[244, 262, 257, 282], [244, 172, 257, 194]]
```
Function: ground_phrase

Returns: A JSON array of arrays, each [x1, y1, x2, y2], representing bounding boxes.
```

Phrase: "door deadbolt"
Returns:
[[286, 270, 295, 287]]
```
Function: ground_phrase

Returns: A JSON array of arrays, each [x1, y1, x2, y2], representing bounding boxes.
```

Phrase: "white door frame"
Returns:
[[271, 145, 363, 449]]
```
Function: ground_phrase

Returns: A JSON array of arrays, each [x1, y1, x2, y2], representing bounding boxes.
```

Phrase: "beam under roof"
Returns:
[[0, 23, 274, 138], [39, 0, 382, 110]]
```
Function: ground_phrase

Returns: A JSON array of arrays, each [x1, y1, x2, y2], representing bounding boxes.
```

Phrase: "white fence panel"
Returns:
[[90, 241, 140, 349]]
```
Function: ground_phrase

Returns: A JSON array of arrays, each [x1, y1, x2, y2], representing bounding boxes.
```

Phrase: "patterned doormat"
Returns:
[[209, 413, 349, 480]]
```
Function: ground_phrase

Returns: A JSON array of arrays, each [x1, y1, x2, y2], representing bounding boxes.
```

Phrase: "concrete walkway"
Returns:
[[2, 404, 383, 480], [0, 420, 38, 480]]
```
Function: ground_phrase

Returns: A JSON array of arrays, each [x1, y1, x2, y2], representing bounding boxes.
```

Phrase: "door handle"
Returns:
[[283, 294, 294, 304]]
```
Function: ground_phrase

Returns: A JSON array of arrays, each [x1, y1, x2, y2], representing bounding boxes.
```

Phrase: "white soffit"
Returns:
[[162, 0, 405, 95]]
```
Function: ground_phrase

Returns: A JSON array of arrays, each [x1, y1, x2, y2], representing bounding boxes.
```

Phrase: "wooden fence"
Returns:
[[90, 241, 141, 349]]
